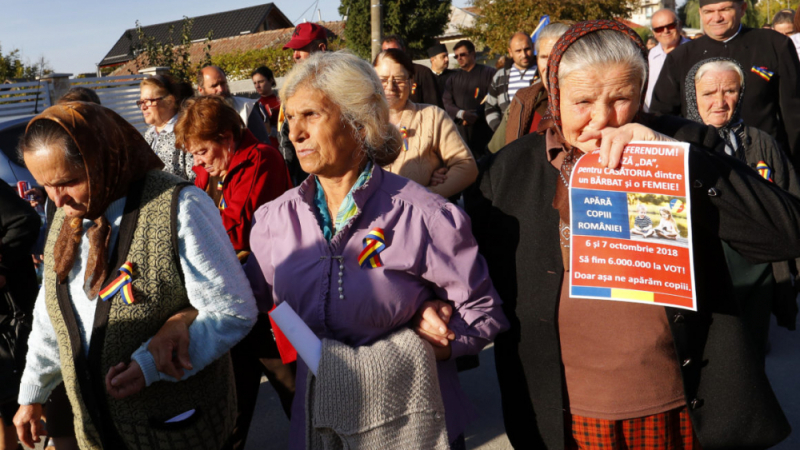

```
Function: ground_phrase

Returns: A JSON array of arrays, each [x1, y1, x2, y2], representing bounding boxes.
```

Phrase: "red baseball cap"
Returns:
[[284, 23, 328, 50]]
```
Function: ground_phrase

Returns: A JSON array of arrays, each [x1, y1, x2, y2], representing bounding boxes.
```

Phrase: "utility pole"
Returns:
[[371, 0, 382, 61]]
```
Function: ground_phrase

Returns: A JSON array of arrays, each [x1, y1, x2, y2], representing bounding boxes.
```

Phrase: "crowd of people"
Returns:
[[1, 1, 800, 449]]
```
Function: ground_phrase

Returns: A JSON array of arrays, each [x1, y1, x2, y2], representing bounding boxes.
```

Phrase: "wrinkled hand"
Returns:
[[147, 308, 198, 379], [412, 300, 455, 361], [578, 123, 676, 169], [429, 167, 449, 187], [462, 111, 479, 125], [24, 187, 44, 209], [13, 403, 46, 448], [106, 361, 146, 399]]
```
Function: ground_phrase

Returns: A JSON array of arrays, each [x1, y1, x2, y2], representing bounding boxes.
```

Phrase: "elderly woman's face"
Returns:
[[185, 133, 235, 178], [537, 37, 559, 91], [24, 148, 89, 217], [285, 87, 363, 178], [560, 63, 641, 153], [695, 69, 741, 128], [140, 84, 175, 128], [374, 58, 411, 110]]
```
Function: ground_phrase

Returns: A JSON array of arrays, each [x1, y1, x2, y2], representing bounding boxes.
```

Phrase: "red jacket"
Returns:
[[194, 130, 292, 253]]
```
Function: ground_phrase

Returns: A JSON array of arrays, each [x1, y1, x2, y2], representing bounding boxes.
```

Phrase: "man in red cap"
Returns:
[[283, 22, 328, 62]]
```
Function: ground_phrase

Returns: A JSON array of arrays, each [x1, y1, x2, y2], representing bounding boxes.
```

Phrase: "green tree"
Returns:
[[338, 0, 452, 59], [0, 44, 51, 81], [679, 0, 763, 29], [461, 0, 634, 57], [132, 17, 213, 83]]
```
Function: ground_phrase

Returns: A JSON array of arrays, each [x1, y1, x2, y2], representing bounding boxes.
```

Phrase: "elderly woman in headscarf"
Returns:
[[450, 20, 800, 450], [243, 51, 508, 450], [12, 102, 257, 450], [686, 57, 800, 362]]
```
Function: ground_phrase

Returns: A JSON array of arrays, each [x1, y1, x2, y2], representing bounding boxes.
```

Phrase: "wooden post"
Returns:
[[371, 0, 382, 61]]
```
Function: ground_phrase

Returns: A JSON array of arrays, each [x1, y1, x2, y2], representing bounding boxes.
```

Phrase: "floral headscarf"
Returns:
[[26, 102, 163, 296], [546, 20, 649, 135]]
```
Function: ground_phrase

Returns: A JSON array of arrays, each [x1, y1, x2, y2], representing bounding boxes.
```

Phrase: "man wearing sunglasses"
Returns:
[[650, 0, 800, 169], [442, 40, 496, 159], [644, 9, 689, 110]]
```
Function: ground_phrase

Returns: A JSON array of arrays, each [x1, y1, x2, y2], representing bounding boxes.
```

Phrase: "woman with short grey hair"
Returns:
[[246, 50, 508, 450]]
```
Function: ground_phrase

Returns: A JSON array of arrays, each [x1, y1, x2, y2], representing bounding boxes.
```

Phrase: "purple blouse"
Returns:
[[244, 164, 508, 447]]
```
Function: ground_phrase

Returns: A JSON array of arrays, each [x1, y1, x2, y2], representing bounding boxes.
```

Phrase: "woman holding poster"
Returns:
[[448, 20, 800, 450]]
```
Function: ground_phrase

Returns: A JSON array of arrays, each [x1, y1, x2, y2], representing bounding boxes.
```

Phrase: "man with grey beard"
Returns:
[[197, 66, 271, 144]]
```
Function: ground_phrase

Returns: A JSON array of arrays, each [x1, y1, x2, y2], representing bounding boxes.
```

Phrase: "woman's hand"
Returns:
[[24, 187, 45, 209], [578, 123, 676, 169], [147, 308, 198, 379], [13, 403, 46, 448], [429, 167, 449, 187], [412, 300, 456, 360], [106, 361, 146, 399]]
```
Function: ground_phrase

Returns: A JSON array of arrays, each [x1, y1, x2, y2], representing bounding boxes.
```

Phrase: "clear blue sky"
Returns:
[[1, 0, 470, 76]]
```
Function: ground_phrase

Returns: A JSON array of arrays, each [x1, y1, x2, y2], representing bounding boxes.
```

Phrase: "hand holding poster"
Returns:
[[569, 141, 697, 310]]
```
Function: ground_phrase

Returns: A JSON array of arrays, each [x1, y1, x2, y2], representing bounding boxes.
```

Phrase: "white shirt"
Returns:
[[645, 36, 691, 111], [791, 34, 800, 56]]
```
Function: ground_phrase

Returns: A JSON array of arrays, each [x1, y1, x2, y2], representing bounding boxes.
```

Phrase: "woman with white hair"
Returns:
[[243, 51, 508, 449]]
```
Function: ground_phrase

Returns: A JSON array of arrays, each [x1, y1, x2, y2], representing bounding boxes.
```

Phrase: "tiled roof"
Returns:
[[100, 3, 292, 67], [109, 21, 346, 77]]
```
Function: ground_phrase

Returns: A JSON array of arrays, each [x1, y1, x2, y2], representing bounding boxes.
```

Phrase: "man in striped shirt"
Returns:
[[485, 32, 538, 131]]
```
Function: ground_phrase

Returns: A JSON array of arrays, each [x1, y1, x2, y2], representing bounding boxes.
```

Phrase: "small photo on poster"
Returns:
[[627, 193, 689, 247]]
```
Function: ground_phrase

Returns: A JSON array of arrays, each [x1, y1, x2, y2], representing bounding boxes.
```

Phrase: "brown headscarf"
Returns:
[[26, 102, 163, 297]]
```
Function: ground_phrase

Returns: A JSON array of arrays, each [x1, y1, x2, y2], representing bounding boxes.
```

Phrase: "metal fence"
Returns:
[[0, 74, 147, 133]]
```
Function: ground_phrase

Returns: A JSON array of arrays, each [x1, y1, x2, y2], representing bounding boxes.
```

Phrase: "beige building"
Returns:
[[630, 0, 677, 27]]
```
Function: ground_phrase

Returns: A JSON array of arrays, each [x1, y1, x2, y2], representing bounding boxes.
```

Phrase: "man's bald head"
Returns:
[[508, 32, 533, 70], [197, 66, 231, 97], [651, 9, 683, 52]]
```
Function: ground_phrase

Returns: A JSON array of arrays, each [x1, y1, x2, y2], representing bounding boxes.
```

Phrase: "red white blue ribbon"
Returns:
[[400, 127, 409, 152], [358, 228, 387, 268], [98, 262, 136, 305]]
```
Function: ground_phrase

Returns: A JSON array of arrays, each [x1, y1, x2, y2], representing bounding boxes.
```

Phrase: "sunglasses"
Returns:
[[653, 22, 678, 33], [454, 52, 471, 59]]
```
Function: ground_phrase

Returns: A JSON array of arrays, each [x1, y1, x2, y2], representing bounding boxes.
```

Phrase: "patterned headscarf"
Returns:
[[26, 102, 163, 296], [685, 57, 747, 157], [546, 20, 648, 134]]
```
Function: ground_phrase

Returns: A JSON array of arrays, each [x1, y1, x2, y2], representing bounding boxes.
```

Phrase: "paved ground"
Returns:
[[246, 313, 800, 450]]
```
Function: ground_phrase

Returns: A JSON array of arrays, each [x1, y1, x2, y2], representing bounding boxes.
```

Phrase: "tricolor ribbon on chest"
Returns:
[[751, 66, 774, 82], [756, 160, 773, 182], [217, 179, 227, 210], [98, 262, 136, 305], [400, 127, 409, 152], [358, 227, 387, 268]]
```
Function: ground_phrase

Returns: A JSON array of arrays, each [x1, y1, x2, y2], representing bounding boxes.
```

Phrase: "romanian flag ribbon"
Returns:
[[218, 179, 226, 210], [358, 227, 387, 268], [411, 83, 417, 95], [474, 87, 480, 99], [756, 161, 773, 182], [751, 66, 773, 82], [98, 262, 136, 305], [400, 127, 409, 152]]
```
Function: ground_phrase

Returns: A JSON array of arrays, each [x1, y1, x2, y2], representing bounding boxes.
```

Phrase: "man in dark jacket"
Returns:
[[381, 35, 442, 108], [428, 43, 455, 106], [0, 179, 40, 449], [650, 0, 800, 168]]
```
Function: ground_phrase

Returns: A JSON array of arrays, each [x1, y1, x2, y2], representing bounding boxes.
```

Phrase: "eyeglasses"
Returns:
[[454, 52, 471, 59], [379, 77, 409, 87], [652, 22, 678, 34], [136, 97, 165, 108]]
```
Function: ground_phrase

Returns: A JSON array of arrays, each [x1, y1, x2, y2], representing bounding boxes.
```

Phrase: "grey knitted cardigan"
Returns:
[[306, 328, 449, 450]]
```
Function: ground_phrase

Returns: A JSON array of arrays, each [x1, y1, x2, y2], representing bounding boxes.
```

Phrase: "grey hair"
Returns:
[[772, 9, 795, 27], [535, 23, 571, 54], [651, 9, 681, 28], [558, 29, 648, 94], [279, 51, 401, 166], [694, 60, 745, 88], [18, 119, 84, 171]]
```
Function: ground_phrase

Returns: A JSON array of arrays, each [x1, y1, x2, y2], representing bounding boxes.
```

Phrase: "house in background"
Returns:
[[98, 3, 293, 74], [629, 0, 677, 27]]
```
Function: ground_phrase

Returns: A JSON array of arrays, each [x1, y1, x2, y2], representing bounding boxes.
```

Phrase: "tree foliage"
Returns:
[[0, 44, 51, 81], [678, 0, 763, 30], [462, 0, 635, 57], [132, 17, 213, 83], [338, 0, 452, 59]]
